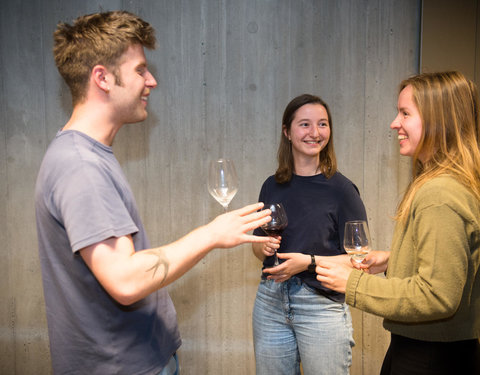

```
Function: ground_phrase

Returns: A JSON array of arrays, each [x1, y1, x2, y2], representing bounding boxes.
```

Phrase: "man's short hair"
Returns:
[[53, 10, 156, 105]]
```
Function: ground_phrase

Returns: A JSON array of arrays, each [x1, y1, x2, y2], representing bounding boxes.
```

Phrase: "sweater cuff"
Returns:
[[345, 269, 363, 306]]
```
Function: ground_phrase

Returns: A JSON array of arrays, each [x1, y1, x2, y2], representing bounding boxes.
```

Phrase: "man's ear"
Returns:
[[92, 65, 110, 93]]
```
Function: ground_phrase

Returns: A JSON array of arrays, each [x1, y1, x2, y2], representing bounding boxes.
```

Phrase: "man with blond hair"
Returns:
[[35, 11, 271, 375]]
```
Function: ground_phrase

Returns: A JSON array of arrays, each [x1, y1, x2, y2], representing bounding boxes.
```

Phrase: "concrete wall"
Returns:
[[0, 0, 420, 373]]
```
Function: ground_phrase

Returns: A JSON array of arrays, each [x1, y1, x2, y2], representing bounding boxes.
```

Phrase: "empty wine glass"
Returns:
[[208, 159, 238, 211], [261, 203, 288, 266], [343, 220, 371, 263]]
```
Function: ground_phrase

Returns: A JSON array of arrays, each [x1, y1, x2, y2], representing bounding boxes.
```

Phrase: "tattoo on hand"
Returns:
[[144, 248, 169, 285]]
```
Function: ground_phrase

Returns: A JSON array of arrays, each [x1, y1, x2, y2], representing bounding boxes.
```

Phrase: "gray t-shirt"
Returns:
[[35, 130, 181, 374]]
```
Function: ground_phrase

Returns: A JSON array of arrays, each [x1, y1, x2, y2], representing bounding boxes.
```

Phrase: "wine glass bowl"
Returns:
[[261, 203, 288, 266], [208, 159, 238, 211], [343, 220, 371, 263]]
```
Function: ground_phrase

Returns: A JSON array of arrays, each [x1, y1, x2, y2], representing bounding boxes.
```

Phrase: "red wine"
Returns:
[[262, 226, 285, 236]]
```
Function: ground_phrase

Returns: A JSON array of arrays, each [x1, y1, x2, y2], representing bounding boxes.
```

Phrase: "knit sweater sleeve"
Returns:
[[345, 179, 472, 323]]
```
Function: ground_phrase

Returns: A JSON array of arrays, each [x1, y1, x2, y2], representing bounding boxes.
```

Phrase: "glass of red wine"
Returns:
[[261, 203, 288, 266]]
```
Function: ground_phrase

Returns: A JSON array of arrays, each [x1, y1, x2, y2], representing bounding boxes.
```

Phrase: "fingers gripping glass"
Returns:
[[261, 203, 288, 266]]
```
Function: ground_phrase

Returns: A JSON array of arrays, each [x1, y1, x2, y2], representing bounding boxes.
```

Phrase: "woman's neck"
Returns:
[[293, 157, 321, 176]]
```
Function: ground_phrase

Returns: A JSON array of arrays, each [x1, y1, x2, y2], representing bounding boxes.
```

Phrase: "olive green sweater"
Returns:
[[346, 175, 480, 342]]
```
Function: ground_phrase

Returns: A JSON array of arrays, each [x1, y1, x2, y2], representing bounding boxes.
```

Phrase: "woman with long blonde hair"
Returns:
[[316, 71, 480, 374]]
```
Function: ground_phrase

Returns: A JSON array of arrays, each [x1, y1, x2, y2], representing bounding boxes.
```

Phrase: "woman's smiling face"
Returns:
[[391, 85, 424, 160], [284, 103, 331, 161]]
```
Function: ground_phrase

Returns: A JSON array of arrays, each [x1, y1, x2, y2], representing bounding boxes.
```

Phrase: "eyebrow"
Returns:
[[296, 118, 329, 122]]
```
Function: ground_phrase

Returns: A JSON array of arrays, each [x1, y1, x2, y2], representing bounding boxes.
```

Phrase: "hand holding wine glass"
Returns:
[[208, 159, 239, 211], [343, 220, 371, 263], [261, 203, 288, 266]]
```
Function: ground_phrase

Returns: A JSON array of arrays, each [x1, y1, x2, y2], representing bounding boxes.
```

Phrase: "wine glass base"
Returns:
[[351, 257, 366, 263]]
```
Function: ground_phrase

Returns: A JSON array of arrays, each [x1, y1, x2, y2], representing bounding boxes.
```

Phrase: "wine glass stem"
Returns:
[[273, 250, 279, 266], [223, 205, 228, 212]]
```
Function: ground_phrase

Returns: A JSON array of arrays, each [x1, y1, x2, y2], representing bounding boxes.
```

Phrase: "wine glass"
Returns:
[[343, 220, 371, 263], [261, 203, 288, 266], [207, 159, 238, 211]]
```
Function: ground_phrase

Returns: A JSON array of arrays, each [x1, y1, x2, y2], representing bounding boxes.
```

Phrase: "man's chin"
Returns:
[[126, 113, 148, 124]]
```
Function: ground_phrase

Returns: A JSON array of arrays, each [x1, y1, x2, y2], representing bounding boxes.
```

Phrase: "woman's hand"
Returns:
[[352, 250, 390, 274], [252, 236, 281, 261], [315, 260, 353, 294], [263, 253, 353, 283], [262, 236, 281, 258], [263, 252, 311, 282], [315, 251, 391, 294]]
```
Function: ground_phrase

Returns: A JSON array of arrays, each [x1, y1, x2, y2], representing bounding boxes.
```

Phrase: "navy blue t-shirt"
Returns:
[[254, 172, 367, 301]]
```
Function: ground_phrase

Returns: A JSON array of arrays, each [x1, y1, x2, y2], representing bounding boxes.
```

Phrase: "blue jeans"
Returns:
[[253, 277, 354, 375]]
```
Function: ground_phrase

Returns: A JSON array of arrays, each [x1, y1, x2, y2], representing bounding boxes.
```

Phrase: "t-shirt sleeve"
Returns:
[[337, 180, 368, 249], [51, 160, 139, 252]]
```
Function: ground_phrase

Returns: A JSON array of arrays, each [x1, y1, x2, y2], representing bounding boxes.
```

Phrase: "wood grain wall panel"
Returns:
[[1, 1, 52, 373], [0, 4, 11, 373], [360, 1, 419, 372], [0, 1, 420, 373]]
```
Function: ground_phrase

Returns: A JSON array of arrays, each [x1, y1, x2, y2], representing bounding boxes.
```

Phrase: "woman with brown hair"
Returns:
[[316, 71, 480, 374], [252, 94, 368, 374]]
